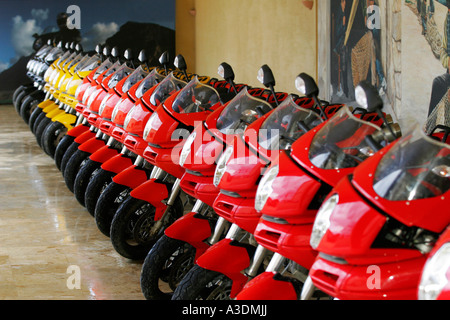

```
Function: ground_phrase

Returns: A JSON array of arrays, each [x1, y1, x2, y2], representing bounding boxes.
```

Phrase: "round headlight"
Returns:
[[418, 243, 450, 300], [213, 145, 234, 187], [310, 194, 339, 250], [179, 131, 197, 167], [254, 165, 279, 212]]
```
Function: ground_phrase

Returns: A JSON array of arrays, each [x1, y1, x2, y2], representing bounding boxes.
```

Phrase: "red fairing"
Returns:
[[74, 129, 96, 144], [78, 136, 106, 154], [75, 82, 91, 102], [123, 134, 149, 157], [196, 238, 251, 298], [236, 272, 298, 300], [110, 126, 128, 144], [129, 179, 170, 220], [143, 144, 185, 179], [111, 96, 136, 127], [89, 145, 121, 163], [112, 165, 149, 189], [99, 92, 121, 120], [100, 153, 135, 174], [219, 136, 269, 197], [124, 99, 153, 136], [351, 143, 450, 234], [164, 211, 212, 259], [66, 123, 90, 138], [258, 151, 320, 224], [309, 254, 427, 300]]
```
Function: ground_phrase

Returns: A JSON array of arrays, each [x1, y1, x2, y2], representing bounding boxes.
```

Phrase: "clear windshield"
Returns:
[[149, 72, 187, 106], [134, 69, 165, 99], [121, 66, 149, 93], [309, 106, 382, 169], [75, 54, 101, 74], [93, 59, 113, 80], [216, 87, 273, 134], [44, 47, 64, 63], [66, 53, 84, 70], [258, 95, 323, 150], [172, 76, 220, 114], [107, 64, 134, 89], [373, 127, 450, 201]]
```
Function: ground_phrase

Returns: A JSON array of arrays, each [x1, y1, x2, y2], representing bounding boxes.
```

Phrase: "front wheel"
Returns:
[[85, 168, 115, 216], [42, 121, 68, 158], [94, 181, 131, 236], [63, 149, 91, 192], [141, 235, 196, 300], [171, 265, 233, 300], [110, 195, 184, 260], [73, 159, 102, 206]]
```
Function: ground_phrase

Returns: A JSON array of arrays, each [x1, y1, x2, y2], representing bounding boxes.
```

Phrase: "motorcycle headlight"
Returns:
[[98, 95, 109, 116], [213, 145, 234, 187], [123, 106, 136, 131], [418, 243, 450, 300], [179, 131, 197, 167], [254, 165, 279, 212], [310, 194, 339, 250], [143, 111, 162, 140]]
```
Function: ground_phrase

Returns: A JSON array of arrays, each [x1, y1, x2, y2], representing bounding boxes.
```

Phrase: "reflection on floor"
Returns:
[[0, 105, 144, 300]]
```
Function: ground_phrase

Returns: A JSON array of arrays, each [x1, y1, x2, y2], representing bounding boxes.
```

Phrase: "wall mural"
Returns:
[[319, 0, 449, 129]]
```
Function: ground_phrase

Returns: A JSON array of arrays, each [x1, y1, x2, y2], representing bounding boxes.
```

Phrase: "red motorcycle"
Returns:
[[139, 64, 292, 300], [170, 71, 336, 300], [108, 66, 237, 260], [419, 225, 450, 300], [93, 56, 195, 236], [52, 45, 115, 170], [62, 48, 139, 192], [72, 49, 158, 207], [300, 123, 449, 300], [232, 81, 400, 300]]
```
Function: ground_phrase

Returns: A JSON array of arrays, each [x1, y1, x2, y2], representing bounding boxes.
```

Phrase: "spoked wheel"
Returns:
[[140, 235, 196, 300], [110, 195, 184, 260], [94, 181, 131, 236], [172, 265, 233, 300], [42, 121, 68, 158]]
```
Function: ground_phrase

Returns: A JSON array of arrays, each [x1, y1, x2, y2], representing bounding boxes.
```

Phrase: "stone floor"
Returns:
[[0, 104, 145, 300]]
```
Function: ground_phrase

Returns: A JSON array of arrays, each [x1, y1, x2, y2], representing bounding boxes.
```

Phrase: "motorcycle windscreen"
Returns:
[[171, 76, 221, 114], [308, 106, 383, 170], [258, 95, 323, 151], [133, 69, 165, 100], [215, 87, 273, 134], [373, 127, 450, 201], [106, 64, 134, 89], [148, 72, 187, 107]]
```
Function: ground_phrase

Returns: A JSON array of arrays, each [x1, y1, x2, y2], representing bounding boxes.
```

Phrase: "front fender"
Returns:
[[89, 145, 120, 163], [51, 113, 77, 130], [100, 153, 135, 174], [37, 99, 55, 110], [236, 272, 299, 300], [196, 238, 253, 298], [74, 128, 97, 144], [67, 124, 90, 138], [130, 178, 170, 221], [78, 137, 106, 154], [165, 211, 212, 259], [112, 165, 148, 189]]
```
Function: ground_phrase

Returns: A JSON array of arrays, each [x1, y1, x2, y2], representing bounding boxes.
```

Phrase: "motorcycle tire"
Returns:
[[73, 159, 102, 206], [29, 107, 43, 133], [54, 135, 75, 171], [35, 116, 52, 147], [19, 95, 40, 124], [60, 141, 80, 175], [12, 85, 27, 109], [110, 195, 184, 260], [32, 111, 47, 134], [171, 264, 233, 300], [14, 90, 29, 115], [42, 121, 68, 158], [63, 149, 91, 193], [140, 234, 196, 300], [85, 168, 115, 217], [94, 181, 131, 236]]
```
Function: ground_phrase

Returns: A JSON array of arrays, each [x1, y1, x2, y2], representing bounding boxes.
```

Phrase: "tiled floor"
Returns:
[[0, 104, 145, 300]]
